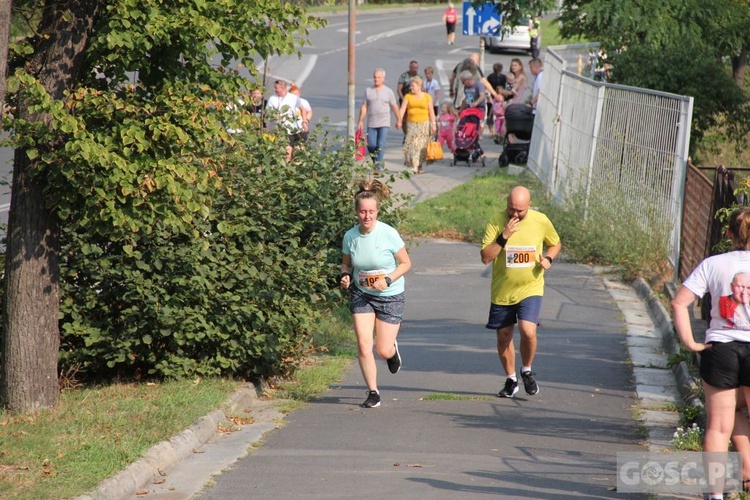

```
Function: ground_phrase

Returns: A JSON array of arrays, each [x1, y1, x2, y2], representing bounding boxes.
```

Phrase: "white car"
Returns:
[[482, 19, 535, 54]]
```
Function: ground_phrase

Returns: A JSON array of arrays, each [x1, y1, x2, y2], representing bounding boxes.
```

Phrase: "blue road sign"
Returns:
[[462, 2, 502, 36]]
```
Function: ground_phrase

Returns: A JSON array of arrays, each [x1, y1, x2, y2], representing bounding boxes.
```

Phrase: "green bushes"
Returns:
[[57, 122, 368, 381]]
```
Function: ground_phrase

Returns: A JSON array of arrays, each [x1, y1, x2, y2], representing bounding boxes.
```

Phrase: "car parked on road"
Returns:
[[482, 19, 535, 54]]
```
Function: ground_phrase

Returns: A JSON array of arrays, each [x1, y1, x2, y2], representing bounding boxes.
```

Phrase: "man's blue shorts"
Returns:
[[485, 296, 543, 330]]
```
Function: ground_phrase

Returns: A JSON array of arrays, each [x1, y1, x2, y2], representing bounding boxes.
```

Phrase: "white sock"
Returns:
[[522, 366, 532, 374], [507, 373, 517, 382]]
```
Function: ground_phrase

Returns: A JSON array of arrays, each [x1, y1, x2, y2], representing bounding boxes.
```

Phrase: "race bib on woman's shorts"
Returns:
[[358, 269, 387, 291], [505, 245, 536, 268]]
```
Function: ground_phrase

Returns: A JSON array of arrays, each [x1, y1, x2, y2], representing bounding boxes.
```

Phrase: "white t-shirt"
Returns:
[[682, 250, 750, 342], [294, 97, 312, 131], [266, 93, 303, 133], [532, 71, 543, 111], [423, 78, 440, 106]]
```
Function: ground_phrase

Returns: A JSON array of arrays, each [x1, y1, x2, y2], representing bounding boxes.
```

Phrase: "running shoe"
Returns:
[[361, 390, 381, 408], [387, 341, 402, 374], [497, 377, 519, 398], [521, 370, 539, 396]]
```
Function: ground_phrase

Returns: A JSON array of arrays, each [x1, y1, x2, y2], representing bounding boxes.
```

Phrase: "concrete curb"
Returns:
[[632, 278, 703, 414], [600, 273, 694, 454], [73, 382, 263, 500]]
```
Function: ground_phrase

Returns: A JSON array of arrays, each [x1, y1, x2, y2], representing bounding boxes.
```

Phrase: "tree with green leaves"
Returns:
[[557, 0, 750, 144], [483, 0, 556, 29], [1, 0, 327, 413]]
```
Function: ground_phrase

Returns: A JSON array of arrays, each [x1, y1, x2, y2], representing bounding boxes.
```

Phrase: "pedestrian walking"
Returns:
[[397, 76, 436, 174], [265, 78, 306, 162], [340, 179, 412, 409], [528, 58, 543, 113], [423, 66, 441, 118], [436, 102, 457, 153], [485, 63, 507, 127], [672, 207, 750, 499], [480, 186, 561, 398], [449, 53, 483, 109], [397, 60, 419, 140], [529, 16, 541, 59], [249, 88, 267, 127], [397, 60, 419, 107], [289, 83, 313, 142], [442, 2, 458, 45], [357, 69, 400, 175]]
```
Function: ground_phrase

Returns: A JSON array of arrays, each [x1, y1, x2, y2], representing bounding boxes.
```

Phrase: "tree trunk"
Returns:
[[732, 47, 748, 88], [1, 0, 100, 413]]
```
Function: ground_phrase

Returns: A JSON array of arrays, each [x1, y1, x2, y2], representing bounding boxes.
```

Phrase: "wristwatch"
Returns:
[[385, 276, 393, 287]]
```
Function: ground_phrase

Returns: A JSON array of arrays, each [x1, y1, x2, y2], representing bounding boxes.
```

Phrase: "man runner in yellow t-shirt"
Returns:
[[480, 186, 562, 398]]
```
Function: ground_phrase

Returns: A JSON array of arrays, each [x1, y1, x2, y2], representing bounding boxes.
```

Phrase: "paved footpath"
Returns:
[[194, 241, 646, 499], [80, 134, 690, 500]]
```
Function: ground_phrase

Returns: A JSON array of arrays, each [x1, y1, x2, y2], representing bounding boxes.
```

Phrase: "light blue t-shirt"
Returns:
[[342, 221, 405, 296]]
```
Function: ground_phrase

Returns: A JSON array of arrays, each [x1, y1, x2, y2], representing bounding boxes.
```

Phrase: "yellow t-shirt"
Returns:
[[481, 209, 560, 305], [405, 93, 431, 123]]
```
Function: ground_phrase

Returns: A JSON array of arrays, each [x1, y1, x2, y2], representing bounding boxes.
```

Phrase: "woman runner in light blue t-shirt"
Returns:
[[340, 179, 411, 408]]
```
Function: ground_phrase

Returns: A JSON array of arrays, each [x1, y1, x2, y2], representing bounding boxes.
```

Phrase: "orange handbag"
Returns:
[[426, 140, 443, 161]]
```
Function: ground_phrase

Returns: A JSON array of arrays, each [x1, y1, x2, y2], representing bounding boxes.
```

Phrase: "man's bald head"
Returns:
[[506, 186, 531, 220]]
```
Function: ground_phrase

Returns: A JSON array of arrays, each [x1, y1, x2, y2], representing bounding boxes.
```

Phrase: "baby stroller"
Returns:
[[452, 107, 486, 167], [498, 104, 534, 167]]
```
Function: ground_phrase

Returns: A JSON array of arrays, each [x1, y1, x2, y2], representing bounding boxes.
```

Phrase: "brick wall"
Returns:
[[679, 162, 713, 281]]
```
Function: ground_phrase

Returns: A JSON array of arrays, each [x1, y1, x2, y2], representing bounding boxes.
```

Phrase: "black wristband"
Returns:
[[339, 272, 352, 281], [496, 233, 508, 247], [545, 256, 554, 264]]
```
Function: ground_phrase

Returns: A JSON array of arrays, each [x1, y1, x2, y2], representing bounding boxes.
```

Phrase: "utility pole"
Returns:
[[347, 0, 356, 139]]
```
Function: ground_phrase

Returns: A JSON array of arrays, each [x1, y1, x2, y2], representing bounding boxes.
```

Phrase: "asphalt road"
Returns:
[[264, 6, 527, 132]]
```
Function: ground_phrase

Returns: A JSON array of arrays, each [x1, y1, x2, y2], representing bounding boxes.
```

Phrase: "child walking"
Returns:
[[491, 91, 505, 144], [437, 102, 457, 153]]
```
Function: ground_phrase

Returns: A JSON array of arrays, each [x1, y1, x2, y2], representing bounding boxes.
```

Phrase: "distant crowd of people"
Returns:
[[356, 53, 543, 175], [254, 3, 543, 172]]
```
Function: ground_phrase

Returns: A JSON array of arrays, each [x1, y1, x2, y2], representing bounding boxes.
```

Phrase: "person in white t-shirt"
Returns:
[[423, 66, 441, 119], [528, 58, 543, 113], [672, 206, 750, 499], [265, 79, 305, 162], [289, 83, 312, 142]]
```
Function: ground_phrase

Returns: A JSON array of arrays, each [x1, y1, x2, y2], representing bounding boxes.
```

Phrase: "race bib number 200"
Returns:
[[505, 245, 536, 268]]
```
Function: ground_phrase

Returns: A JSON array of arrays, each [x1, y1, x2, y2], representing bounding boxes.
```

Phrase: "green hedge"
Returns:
[[57, 126, 373, 380]]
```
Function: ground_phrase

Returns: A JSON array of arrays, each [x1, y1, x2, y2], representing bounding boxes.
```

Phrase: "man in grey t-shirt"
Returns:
[[357, 69, 400, 175]]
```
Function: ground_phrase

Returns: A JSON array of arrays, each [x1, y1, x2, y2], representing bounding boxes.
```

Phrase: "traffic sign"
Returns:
[[462, 2, 502, 36]]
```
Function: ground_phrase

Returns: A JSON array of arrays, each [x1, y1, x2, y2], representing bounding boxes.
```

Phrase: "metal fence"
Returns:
[[528, 44, 694, 279]]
